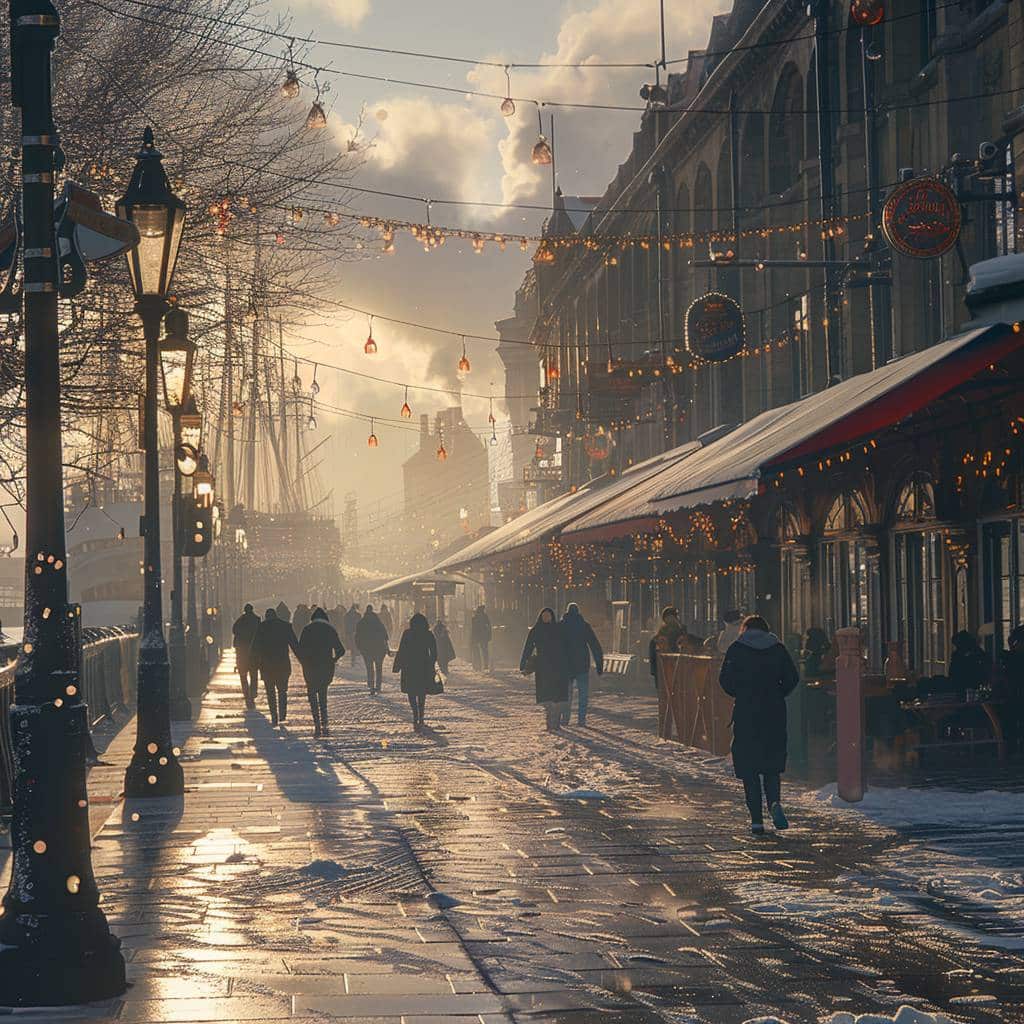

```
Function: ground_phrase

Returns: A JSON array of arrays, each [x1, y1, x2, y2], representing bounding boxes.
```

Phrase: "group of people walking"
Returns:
[[232, 601, 458, 733], [519, 603, 604, 731]]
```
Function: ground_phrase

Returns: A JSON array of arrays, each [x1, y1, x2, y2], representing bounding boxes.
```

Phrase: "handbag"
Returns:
[[426, 668, 445, 695]]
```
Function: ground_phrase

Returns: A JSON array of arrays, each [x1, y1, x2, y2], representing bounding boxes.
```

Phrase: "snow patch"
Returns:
[[558, 788, 611, 801]]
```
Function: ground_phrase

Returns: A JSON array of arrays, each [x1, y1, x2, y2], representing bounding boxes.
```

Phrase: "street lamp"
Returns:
[[160, 306, 195, 722], [0, 0, 126, 1003], [118, 126, 185, 797]]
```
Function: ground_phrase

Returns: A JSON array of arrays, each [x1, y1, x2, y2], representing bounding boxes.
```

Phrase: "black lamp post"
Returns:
[[117, 127, 186, 798], [161, 307, 196, 721]]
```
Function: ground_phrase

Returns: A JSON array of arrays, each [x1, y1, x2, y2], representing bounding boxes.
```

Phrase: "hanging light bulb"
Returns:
[[400, 386, 412, 419], [307, 413, 317, 430], [364, 315, 377, 355], [306, 101, 327, 129], [311, 365, 320, 396], [367, 418, 379, 448], [490, 429, 498, 446], [457, 337, 471, 375], [547, 360, 560, 381], [500, 67, 516, 117], [281, 69, 300, 99], [535, 443, 544, 460], [436, 435, 448, 462], [532, 135, 553, 165]]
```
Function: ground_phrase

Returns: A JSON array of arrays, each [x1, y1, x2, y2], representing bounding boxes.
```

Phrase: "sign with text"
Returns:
[[882, 177, 961, 259], [685, 292, 746, 362]]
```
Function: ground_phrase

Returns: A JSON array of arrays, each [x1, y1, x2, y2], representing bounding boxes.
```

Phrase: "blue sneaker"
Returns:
[[770, 802, 789, 830]]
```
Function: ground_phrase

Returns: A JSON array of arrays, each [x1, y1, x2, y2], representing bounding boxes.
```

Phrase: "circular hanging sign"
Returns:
[[850, 0, 884, 27], [685, 292, 746, 362], [881, 177, 961, 259]]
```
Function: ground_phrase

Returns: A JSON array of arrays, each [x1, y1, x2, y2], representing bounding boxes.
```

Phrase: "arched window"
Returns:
[[820, 490, 876, 658], [769, 65, 805, 194], [893, 475, 947, 677]]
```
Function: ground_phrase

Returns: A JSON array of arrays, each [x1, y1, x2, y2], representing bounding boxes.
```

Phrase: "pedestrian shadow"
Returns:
[[244, 706, 343, 805], [416, 723, 449, 747]]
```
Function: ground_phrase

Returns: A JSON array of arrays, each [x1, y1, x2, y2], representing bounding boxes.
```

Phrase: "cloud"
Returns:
[[289, 0, 370, 29]]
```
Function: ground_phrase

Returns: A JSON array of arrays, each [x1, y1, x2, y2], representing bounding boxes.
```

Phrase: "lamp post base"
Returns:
[[124, 648, 185, 798], [0, 909, 126, 1006]]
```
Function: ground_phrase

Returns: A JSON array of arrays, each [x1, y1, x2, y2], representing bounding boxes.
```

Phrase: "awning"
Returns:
[[434, 442, 700, 571], [565, 323, 1021, 540], [369, 569, 478, 598]]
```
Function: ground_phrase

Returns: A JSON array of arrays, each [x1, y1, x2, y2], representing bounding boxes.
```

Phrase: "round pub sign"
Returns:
[[882, 177, 961, 259], [685, 292, 745, 362]]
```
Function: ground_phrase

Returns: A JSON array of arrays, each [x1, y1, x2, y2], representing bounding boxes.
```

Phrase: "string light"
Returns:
[[532, 107, 552, 165], [458, 336, 471, 375], [850, 0, 885, 25], [306, 100, 327, 129], [307, 397, 317, 431], [281, 69, 300, 99], [400, 386, 412, 419], [367, 417, 379, 448], [311, 364, 320, 396], [501, 67, 515, 117], [364, 315, 377, 355], [437, 429, 448, 462]]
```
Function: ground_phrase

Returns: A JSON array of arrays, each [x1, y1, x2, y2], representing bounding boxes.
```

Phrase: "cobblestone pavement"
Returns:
[[5, 656, 1024, 1023]]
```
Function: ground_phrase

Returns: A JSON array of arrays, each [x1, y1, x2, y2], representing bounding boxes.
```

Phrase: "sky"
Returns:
[[266, 0, 728, 526]]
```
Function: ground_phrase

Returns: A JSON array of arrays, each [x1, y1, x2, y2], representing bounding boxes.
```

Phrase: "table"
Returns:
[[900, 698, 1007, 763]]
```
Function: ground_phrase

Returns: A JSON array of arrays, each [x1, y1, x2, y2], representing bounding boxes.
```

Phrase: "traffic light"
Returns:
[[181, 493, 213, 557]]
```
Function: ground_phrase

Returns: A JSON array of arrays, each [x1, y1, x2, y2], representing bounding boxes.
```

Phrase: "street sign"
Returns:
[[685, 292, 746, 362], [881, 177, 961, 259]]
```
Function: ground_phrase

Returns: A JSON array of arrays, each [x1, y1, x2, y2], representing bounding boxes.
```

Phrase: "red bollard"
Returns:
[[834, 627, 866, 803]]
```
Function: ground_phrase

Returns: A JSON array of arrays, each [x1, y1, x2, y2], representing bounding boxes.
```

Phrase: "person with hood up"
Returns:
[[232, 603, 261, 708], [560, 603, 604, 727], [379, 603, 394, 637], [470, 605, 492, 671], [649, 607, 684, 688], [719, 614, 799, 835], [343, 604, 361, 667], [392, 612, 438, 730], [251, 607, 300, 726], [717, 609, 743, 654], [948, 630, 989, 699], [298, 607, 345, 738], [275, 600, 292, 623], [292, 603, 312, 636], [355, 604, 390, 694], [433, 619, 456, 676], [520, 608, 571, 732]]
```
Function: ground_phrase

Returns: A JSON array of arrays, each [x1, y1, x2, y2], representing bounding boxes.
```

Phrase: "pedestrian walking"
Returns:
[[560, 603, 603, 727], [250, 607, 300, 726], [520, 608, 571, 732], [298, 607, 345, 738], [719, 614, 799, 835], [470, 605, 492, 670], [344, 603, 361, 667], [379, 603, 394, 637], [292, 603, 312, 636], [393, 612, 438, 731], [649, 606, 684, 688], [355, 604, 390, 694], [275, 600, 292, 623], [231, 602, 260, 708], [434, 619, 456, 676]]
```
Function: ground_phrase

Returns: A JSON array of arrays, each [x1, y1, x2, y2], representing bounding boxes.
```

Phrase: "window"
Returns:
[[982, 519, 1024, 655], [994, 147, 1018, 257], [790, 294, 812, 398], [893, 477, 948, 676]]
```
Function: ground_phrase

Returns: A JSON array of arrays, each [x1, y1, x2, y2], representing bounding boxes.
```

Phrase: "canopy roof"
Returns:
[[369, 568, 478, 598], [434, 442, 699, 571], [565, 323, 1021, 539]]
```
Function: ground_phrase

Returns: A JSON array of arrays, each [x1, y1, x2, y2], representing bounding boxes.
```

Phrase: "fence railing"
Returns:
[[0, 626, 139, 810]]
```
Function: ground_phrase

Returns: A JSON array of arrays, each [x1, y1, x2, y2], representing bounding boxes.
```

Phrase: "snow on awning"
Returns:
[[434, 442, 700, 571], [565, 323, 1021, 540]]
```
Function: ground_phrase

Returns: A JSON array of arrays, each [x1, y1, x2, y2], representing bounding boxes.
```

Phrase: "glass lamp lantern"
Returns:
[[160, 308, 195, 412], [116, 127, 187, 300], [193, 453, 215, 509]]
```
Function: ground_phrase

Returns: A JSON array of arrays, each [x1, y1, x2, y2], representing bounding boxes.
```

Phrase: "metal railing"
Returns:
[[0, 625, 139, 809]]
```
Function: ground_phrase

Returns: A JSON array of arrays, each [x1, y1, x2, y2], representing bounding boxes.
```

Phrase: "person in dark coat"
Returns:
[[520, 608, 571, 732], [470, 605, 492, 671], [292, 603, 312, 636], [998, 624, 1024, 758], [719, 614, 800, 835], [355, 605, 390, 695], [948, 630, 989, 699], [560, 603, 603, 727], [393, 612, 437, 730], [433, 619, 456, 675], [343, 604, 361, 667], [649, 606, 684, 687], [379, 604, 394, 637], [232, 603, 261, 709], [299, 607, 345, 738], [251, 608, 300, 725]]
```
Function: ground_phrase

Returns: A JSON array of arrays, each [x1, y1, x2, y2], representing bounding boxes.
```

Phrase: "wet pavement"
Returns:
[[4, 655, 1024, 1022]]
